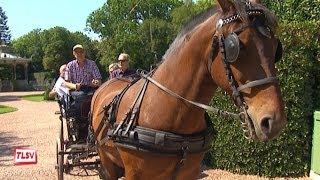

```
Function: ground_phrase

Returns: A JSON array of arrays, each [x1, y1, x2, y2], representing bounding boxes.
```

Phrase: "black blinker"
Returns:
[[224, 33, 240, 63]]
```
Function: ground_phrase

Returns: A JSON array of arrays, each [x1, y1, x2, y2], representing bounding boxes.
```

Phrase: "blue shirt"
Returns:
[[109, 69, 136, 80]]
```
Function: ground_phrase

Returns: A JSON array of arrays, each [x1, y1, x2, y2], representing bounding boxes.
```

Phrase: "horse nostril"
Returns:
[[261, 117, 273, 134]]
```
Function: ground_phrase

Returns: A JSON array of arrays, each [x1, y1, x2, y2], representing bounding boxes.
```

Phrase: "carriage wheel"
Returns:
[[59, 117, 64, 147], [64, 161, 71, 174], [56, 139, 64, 180]]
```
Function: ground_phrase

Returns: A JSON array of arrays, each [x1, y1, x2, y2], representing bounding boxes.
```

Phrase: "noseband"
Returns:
[[208, 8, 279, 139]]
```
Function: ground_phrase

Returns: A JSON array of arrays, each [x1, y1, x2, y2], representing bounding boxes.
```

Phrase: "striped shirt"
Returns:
[[65, 59, 101, 85]]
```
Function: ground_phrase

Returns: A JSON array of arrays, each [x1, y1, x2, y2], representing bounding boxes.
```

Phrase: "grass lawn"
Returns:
[[20, 94, 44, 102], [0, 105, 18, 114]]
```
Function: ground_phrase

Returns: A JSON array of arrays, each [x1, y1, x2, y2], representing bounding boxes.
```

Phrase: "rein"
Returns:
[[138, 69, 241, 120]]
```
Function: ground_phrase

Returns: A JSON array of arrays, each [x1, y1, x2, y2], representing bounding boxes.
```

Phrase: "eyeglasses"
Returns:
[[118, 59, 128, 62], [74, 50, 84, 54]]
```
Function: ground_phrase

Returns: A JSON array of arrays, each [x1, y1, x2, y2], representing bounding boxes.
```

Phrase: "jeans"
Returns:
[[70, 90, 87, 113], [69, 90, 89, 141]]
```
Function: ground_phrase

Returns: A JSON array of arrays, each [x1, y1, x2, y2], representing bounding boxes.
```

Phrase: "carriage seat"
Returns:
[[57, 90, 94, 143]]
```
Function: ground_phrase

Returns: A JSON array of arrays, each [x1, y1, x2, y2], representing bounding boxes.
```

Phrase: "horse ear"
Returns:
[[216, 0, 234, 13]]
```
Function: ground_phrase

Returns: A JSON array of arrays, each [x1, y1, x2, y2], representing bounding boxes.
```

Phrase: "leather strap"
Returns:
[[237, 77, 278, 92], [140, 72, 241, 120], [108, 113, 215, 155]]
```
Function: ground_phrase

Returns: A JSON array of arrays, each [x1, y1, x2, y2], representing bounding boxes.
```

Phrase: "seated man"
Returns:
[[64, 44, 102, 141], [108, 53, 136, 79]]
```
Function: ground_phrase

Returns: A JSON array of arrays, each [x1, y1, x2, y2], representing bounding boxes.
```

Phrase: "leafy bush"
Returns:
[[43, 87, 54, 101]]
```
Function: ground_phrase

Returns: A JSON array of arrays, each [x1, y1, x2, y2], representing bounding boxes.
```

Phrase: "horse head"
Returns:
[[208, 0, 286, 141]]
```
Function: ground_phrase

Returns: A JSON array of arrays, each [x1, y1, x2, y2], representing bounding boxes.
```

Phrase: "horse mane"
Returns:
[[162, 1, 278, 62], [176, 6, 219, 43], [162, 6, 219, 61]]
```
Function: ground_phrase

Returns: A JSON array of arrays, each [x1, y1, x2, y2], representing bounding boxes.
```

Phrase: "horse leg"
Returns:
[[97, 145, 124, 180], [98, 148, 118, 180]]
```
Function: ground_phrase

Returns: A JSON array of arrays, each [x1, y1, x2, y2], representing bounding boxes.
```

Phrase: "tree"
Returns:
[[41, 26, 96, 71], [170, 0, 214, 36], [87, 0, 183, 70], [170, 1, 197, 35], [0, 7, 11, 44], [12, 29, 45, 73], [12, 27, 97, 75]]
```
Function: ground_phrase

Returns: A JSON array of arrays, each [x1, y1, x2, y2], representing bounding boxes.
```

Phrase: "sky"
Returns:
[[0, 0, 105, 40]]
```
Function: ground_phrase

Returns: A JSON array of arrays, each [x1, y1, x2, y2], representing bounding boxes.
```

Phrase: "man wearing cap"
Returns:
[[64, 44, 102, 142], [109, 53, 136, 79], [65, 44, 101, 89]]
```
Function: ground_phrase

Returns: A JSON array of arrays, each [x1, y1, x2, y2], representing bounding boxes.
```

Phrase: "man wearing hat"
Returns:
[[64, 44, 102, 141], [109, 53, 136, 79], [65, 44, 101, 90]]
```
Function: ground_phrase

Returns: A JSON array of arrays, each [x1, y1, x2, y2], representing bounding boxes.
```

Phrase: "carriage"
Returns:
[[54, 90, 100, 180]]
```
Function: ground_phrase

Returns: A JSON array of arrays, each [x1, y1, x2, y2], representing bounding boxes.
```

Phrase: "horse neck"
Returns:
[[160, 19, 217, 103], [155, 55, 215, 105], [145, 21, 217, 133]]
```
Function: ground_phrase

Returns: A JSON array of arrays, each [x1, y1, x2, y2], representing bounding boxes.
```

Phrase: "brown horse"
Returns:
[[90, 0, 287, 179]]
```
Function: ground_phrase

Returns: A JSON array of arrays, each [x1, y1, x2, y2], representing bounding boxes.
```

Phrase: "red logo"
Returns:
[[14, 148, 37, 165]]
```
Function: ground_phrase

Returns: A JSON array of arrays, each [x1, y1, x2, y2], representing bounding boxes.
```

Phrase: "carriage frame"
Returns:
[[55, 93, 100, 180]]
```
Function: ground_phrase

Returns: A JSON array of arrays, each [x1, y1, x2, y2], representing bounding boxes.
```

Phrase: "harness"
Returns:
[[94, 71, 216, 152], [93, 71, 216, 179], [93, 1, 282, 179]]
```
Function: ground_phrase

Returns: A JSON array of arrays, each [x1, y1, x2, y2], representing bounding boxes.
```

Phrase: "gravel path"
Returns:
[[0, 91, 99, 180], [0, 91, 309, 180]]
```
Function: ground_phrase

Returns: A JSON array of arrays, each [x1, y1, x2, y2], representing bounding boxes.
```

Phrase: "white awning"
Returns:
[[0, 52, 31, 64]]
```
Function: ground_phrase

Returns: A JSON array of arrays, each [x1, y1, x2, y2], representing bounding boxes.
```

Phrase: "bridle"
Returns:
[[140, 4, 280, 140], [208, 6, 280, 139]]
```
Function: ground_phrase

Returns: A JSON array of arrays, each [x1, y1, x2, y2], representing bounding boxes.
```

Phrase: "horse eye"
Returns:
[[275, 39, 283, 63]]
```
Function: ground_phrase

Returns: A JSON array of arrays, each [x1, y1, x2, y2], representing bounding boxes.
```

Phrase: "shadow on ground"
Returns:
[[198, 167, 210, 179], [66, 165, 100, 177], [0, 95, 22, 103], [0, 132, 30, 166]]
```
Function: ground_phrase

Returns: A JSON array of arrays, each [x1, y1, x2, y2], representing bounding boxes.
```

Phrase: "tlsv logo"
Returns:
[[14, 148, 37, 165]]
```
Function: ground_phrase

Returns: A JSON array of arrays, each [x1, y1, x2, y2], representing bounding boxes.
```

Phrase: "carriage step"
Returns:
[[69, 144, 88, 149], [67, 144, 97, 151]]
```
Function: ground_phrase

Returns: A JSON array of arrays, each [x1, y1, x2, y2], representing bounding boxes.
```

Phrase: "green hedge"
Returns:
[[206, 21, 320, 177]]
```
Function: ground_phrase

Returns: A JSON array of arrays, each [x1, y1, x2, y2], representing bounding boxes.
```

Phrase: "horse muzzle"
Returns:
[[249, 111, 287, 141]]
